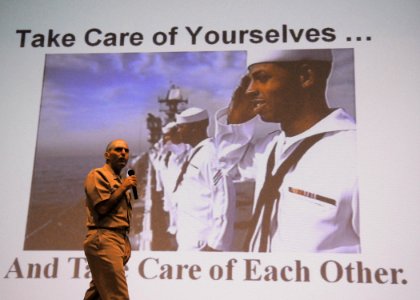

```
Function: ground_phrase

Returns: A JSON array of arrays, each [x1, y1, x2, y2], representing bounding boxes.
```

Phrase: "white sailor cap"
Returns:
[[247, 49, 333, 69], [176, 107, 209, 125], [162, 121, 177, 134]]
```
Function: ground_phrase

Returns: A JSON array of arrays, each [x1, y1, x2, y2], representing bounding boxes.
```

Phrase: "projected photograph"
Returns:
[[24, 49, 359, 253]]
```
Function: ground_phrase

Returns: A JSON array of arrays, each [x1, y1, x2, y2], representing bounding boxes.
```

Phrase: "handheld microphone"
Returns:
[[127, 169, 138, 200]]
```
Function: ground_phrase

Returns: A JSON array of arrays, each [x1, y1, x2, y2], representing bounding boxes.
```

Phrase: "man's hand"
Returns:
[[96, 175, 137, 215], [227, 75, 256, 124], [121, 175, 137, 192]]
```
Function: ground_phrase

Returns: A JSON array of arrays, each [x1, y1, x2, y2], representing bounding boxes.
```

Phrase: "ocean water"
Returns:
[[24, 155, 118, 250], [29, 155, 104, 205], [24, 153, 253, 251]]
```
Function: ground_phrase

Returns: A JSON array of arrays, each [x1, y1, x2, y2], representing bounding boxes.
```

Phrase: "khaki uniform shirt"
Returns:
[[84, 164, 132, 229]]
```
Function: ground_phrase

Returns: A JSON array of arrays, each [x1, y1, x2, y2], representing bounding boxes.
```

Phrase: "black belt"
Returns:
[[88, 226, 129, 236]]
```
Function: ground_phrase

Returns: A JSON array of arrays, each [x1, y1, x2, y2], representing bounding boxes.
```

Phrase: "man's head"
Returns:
[[245, 49, 333, 127], [162, 122, 180, 144], [175, 107, 209, 146], [104, 139, 130, 174]]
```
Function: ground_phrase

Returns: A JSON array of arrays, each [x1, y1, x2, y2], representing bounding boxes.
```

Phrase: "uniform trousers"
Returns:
[[83, 229, 131, 300]]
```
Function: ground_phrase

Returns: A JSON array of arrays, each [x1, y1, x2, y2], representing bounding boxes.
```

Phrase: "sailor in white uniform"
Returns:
[[157, 121, 190, 235], [173, 107, 236, 251], [215, 49, 360, 253]]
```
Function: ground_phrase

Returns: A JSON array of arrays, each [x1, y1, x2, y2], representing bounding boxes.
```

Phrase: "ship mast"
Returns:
[[146, 84, 188, 146]]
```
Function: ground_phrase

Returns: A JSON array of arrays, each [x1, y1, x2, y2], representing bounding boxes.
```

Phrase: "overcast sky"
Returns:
[[35, 49, 354, 157]]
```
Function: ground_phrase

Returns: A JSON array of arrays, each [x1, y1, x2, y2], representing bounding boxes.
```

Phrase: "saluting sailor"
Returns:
[[215, 49, 360, 253], [173, 107, 236, 251]]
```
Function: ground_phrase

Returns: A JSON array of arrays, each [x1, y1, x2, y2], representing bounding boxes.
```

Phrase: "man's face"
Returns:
[[169, 127, 182, 144], [176, 123, 194, 145], [246, 63, 301, 123], [105, 140, 129, 173], [163, 133, 171, 144]]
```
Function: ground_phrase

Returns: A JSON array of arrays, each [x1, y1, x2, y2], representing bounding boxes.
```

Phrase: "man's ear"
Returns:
[[298, 63, 316, 89], [104, 151, 110, 160]]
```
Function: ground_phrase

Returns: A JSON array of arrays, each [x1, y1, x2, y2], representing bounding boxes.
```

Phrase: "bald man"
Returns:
[[83, 139, 137, 300]]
